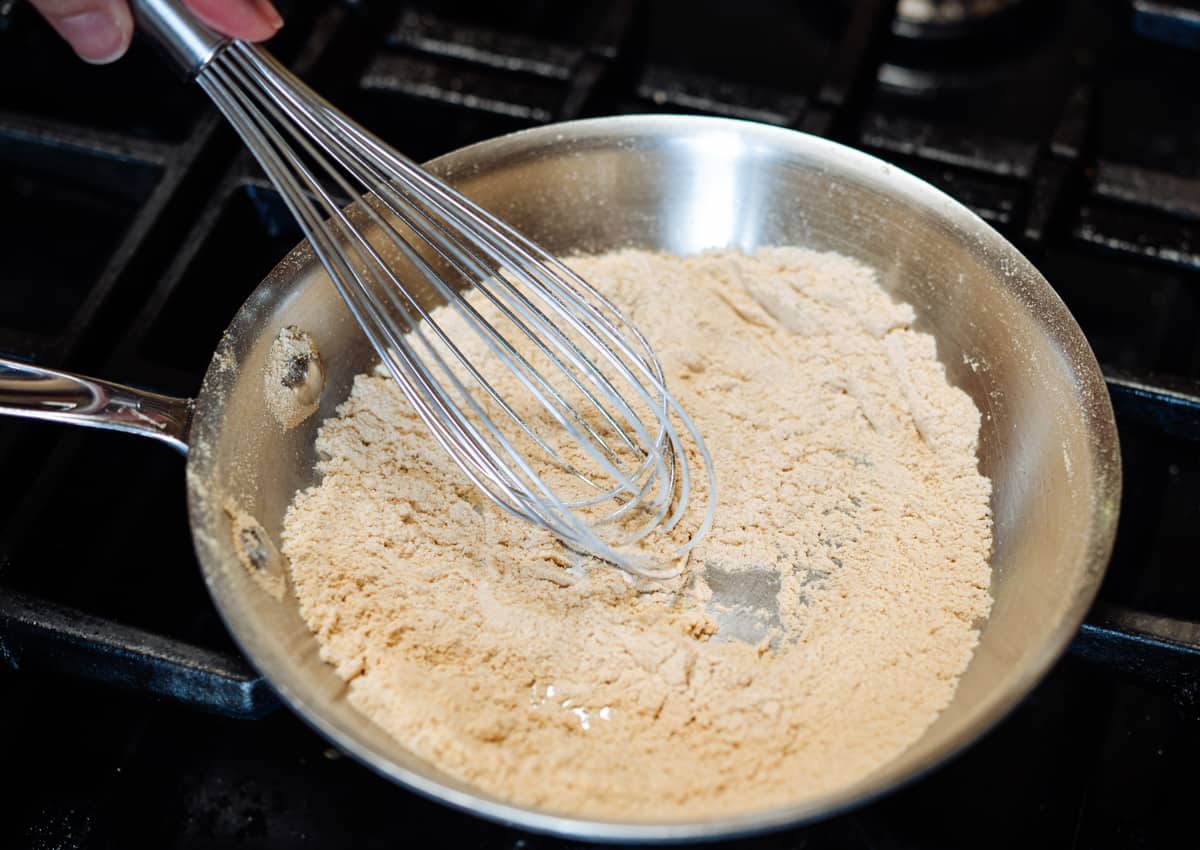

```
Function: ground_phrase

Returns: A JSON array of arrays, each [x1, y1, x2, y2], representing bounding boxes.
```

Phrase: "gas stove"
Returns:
[[2, 1, 1199, 847]]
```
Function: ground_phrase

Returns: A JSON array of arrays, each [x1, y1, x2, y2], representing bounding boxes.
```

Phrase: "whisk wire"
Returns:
[[200, 64, 558, 529], [226, 45, 682, 537], [231, 44, 676, 511], [310, 98, 704, 534], [205, 54, 656, 566], [306, 102, 688, 531], [226, 46, 669, 511], [199, 41, 717, 577]]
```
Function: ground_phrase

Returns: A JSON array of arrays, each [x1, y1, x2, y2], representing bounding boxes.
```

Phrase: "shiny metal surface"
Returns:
[[0, 358, 191, 452], [186, 115, 1120, 840], [0, 115, 1120, 841], [131, 0, 227, 78]]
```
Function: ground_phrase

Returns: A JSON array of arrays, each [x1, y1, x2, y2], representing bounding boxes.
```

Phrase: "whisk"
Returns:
[[133, 0, 716, 578]]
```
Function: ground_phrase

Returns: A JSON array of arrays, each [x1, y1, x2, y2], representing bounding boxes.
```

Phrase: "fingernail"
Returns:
[[255, 0, 284, 30], [58, 9, 128, 64]]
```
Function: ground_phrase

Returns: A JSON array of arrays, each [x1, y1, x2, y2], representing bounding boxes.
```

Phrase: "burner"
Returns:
[[893, 0, 1029, 39], [1133, 0, 1200, 50], [878, 0, 1065, 98]]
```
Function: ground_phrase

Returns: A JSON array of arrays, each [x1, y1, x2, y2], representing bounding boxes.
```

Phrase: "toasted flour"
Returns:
[[280, 247, 993, 819]]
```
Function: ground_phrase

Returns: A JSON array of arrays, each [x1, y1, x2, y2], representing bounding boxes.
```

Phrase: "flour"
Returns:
[[264, 325, 324, 430], [280, 247, 993, 819], [225, 499, 286, 601]]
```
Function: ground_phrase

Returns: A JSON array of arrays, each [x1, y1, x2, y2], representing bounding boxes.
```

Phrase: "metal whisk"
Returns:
[[134, 0, 716, 578]]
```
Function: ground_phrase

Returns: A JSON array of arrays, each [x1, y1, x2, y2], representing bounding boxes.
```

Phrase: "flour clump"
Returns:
[[280, 246, 994, 819]]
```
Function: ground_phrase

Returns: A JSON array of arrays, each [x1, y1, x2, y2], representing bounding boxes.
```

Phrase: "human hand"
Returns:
[[27, 0, 283, 65]]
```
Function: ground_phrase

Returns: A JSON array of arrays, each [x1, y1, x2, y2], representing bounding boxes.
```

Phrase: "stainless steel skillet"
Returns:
[[0, 115, 1120, 842]]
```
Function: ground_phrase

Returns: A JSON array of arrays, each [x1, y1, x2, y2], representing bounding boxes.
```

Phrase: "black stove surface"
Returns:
[[3, 1, 1200, 847]]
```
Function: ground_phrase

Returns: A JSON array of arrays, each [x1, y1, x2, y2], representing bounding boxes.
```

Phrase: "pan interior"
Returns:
[[185, 116, 1119, 841]]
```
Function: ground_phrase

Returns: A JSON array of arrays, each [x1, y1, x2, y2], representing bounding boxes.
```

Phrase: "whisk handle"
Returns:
[[131, 0, 228, 78]]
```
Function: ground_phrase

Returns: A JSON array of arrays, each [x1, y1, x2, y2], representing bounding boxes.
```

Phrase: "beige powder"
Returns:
[[280, 247, 993, 820], [264, 325, 324, 430], [225, 499, 286, 601]]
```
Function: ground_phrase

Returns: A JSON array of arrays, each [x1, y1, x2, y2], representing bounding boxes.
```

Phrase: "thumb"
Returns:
[[28, 0, 134, 64], [183, 0, 283, 42]]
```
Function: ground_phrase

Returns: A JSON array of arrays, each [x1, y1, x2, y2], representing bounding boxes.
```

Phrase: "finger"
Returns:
[[28, 0, 133, 64], [184, 0, 283, 42]]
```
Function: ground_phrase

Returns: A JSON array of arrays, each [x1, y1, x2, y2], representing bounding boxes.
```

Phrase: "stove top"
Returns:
[[2, 1, 1199, 847]]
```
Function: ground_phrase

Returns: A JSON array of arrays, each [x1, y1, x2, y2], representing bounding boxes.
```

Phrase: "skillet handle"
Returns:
[[0, 358, 193, 454]]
